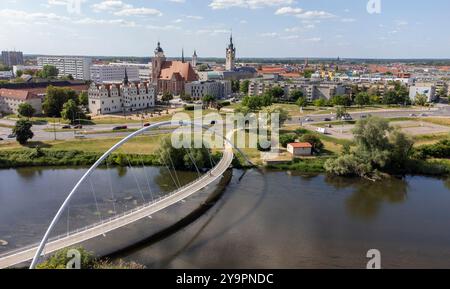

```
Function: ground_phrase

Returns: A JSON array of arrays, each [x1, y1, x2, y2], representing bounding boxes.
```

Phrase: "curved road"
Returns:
[[0, 140, 234, 269]]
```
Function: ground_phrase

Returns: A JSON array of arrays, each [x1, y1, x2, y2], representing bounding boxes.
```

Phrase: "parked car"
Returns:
[[342, 116, 353, 121], [0, 137, 4, 141], [62, 125, 71, 129], [323, 118, 332, 122], [409, 113, 417, 117], [304, 117, 313, 122], [113, 126, 128, 131], [420, 113, 428, 117], [143, 123, 151, 127], [7, 134, 16, 139], [73, 125, 83, 129]]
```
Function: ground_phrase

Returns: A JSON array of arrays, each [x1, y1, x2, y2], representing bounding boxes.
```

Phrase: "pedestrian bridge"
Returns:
[[0, 120, 244, 269]]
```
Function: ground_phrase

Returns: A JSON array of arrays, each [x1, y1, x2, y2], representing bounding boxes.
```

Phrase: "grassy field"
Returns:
[[0, 134, 168, 154]]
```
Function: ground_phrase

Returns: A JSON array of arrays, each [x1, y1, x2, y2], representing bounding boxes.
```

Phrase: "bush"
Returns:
[[415, 139, 450, 159], [280, 134, 297, 148], [184, 105, 195, 111]]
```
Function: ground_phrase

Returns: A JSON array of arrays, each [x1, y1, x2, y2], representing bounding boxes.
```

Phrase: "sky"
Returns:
[[1, 0, 450, 59]]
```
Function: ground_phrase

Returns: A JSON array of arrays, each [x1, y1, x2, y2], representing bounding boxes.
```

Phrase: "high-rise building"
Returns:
[[90, 64, 139, 83], [37, 56, 92, 80], [1, 51, 24, 67], [192, 50, 198, 67], [225, 34, 236, 71]]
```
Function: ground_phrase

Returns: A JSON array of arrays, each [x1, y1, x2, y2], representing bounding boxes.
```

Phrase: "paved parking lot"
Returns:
[[311, 120, 450, 140]]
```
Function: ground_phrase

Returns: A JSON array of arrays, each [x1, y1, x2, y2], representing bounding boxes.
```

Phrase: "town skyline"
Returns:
[[2, 0, 450, 59]]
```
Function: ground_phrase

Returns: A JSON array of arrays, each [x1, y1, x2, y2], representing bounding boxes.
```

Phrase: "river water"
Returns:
[[1, 167, 450, 268]]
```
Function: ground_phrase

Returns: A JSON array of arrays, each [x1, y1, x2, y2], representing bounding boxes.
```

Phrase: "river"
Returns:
[[1, 167, 450, 268]]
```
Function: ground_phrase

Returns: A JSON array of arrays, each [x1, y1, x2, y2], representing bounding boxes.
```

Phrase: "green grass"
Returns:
[[267, 157, 328, 173]]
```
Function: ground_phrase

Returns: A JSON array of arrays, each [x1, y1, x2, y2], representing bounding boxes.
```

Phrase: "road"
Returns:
[[2, 106, 450, 142], [0, 138, 234, 269], [287, 106, 449, 125]]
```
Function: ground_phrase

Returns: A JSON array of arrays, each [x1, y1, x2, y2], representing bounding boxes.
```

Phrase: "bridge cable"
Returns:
[[137, 153, 155, 202], [184, 147, 202, 178], [124, 154, 146, 203], [167, 151, 182, 188], [105, 158, 117, 214], [160, 151, 181, 190], [89, 177, 103, 223]]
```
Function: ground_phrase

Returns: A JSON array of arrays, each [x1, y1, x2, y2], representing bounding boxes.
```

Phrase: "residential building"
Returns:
[[409, 82, 436, 102], [151, 42, 198, 95], [185, 80, 232, 100], [248, 80, 346, 101], [1, 51, 24, 67], [109, 62, 152, 82], [0, 71, 13, 80], [0, 89, 43, 115], [12, 65, 40, 76], [37, 56, 92, 80], [88, 77, 156, 115], [90, 64, 139, 83]]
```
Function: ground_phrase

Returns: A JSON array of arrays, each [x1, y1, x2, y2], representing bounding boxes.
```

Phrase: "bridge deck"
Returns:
[[0, 147, 234, 269]]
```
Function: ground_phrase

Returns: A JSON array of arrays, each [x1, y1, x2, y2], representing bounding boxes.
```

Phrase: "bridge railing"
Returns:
[[0, 150, 230, 261]]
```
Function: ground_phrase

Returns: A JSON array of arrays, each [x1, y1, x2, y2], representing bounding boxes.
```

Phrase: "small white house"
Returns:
[[287, 142, 313, 157]]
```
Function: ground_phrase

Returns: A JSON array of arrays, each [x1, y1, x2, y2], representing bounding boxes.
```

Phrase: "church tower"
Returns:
[[192, 50, 198, 67], [152, 41, 166, 84], [225, 34, 236, 71]]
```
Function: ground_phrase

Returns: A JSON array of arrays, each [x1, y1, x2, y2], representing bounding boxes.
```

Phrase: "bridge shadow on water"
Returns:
[[104, 168, 268, 268]]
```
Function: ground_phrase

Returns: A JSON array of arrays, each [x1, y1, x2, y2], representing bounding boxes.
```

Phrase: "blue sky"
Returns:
[[1, 0, 450, 58]]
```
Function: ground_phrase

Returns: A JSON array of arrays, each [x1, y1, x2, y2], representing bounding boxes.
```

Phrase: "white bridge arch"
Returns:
[[0, 120, 251, 269]]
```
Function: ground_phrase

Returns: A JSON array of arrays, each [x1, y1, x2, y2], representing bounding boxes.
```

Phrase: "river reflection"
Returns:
[[324, 176, 408, 220]]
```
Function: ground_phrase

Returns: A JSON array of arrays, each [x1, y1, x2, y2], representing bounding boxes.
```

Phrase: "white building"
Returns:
[[88, 81, 156, 115], [0, 89, 43, 115], [109, 62, 152, 82], [287, 143, 313, 157], [0, 71, 13, 80], [185, 80, 232, 100], [13, 65, 40, 76], [90, 64, 139, 83], [409, 83, 436, 103], [37, 56, 92, 80]]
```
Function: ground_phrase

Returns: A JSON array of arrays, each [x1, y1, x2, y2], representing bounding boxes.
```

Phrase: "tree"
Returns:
[[202, 94, 216, 108], [61, 99, 85, 124], [296, 96, 308, 108], [161, 92, 173, 104], [231, 80, 240, 93], [260, 93, 273, 107], [37, 65, 58, 79], [78, 91, 89, 107], [336, 106, 350, 120], [414, 93, 428, 106], [280, 134, 297, 148], [42, 86, 78, 117], [197, 64, 209, 71], [303, 69, 314, 78], [157, 136, 212, 170], [242, 95, 262, 111], [313, 98, 327, 107], [324, 117, 413, 179], [18, 103, 36, 118], [240, 80, 250, 95], [290, 90, 304, 102], [330, 94, 352, 107], [354, 92, 370, 107], [16, 70, 23, 77], [13, 119, 34, 145], [300, 134, 324, 154], [267, 87, 285, 100]]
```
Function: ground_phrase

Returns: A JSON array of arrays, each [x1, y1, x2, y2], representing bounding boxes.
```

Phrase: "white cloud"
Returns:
[[92, 1, 131, 12], [114, 8, 162, 16], [275, 7, 303, 15], [275, 7, 335, 20], [209, 0, 294, 10]]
